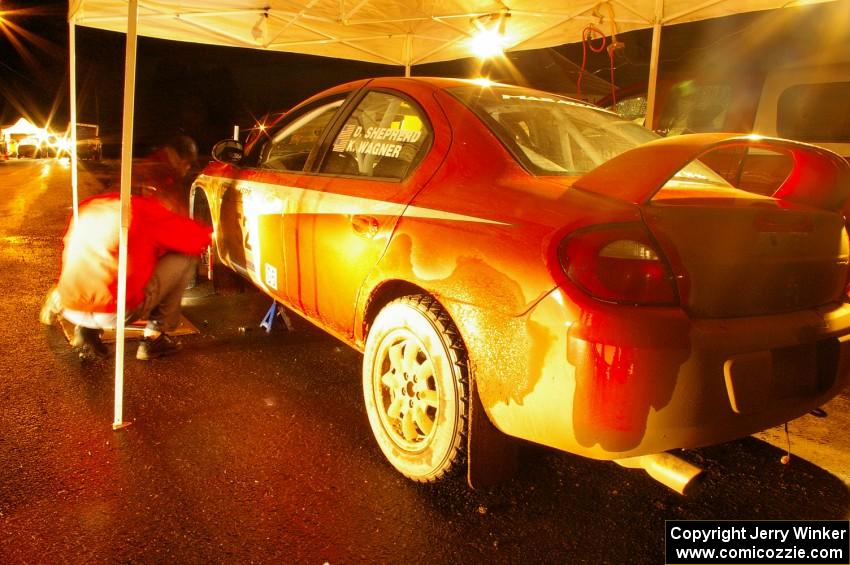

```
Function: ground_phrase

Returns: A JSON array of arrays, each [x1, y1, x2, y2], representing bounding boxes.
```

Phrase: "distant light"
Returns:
[[258, 123, 266, 132]]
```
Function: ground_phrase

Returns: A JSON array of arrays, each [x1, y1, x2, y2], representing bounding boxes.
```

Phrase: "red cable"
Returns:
[[578, 24, 607, 101]]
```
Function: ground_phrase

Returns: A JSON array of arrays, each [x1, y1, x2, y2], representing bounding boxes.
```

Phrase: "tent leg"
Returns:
[[404, 34, 412, 77], [645, 2, 663, 132], [68, 19, 79, 223], [113, 0, 139, 431]]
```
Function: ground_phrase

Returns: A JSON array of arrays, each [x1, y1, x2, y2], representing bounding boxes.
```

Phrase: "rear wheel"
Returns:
[[362, 295, 469, 482]]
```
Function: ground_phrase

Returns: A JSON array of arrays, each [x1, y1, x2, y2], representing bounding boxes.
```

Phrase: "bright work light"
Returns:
[[469, 12, 510, 60]]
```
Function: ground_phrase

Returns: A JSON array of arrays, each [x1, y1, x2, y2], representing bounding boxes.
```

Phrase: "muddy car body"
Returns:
[[191, 77, 850, 491]]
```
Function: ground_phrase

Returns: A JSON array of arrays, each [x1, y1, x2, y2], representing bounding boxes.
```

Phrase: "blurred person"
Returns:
[[133, 134, 199, 215], [40, 178, 211, 361]]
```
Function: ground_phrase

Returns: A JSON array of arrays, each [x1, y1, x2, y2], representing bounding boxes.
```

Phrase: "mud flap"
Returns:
[[466, 379, 519, 489]]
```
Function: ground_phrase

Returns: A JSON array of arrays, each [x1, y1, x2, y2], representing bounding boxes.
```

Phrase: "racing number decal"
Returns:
[[240, 198, 252, 255]]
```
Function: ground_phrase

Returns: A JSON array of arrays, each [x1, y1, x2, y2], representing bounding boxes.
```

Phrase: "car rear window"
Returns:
[[777, 81, 850, 143], [448, 85, 659, 175]]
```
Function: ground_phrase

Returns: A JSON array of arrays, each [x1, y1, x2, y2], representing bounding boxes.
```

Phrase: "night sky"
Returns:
[[1, 1, 845, 155], [0, 1, 407, 154]]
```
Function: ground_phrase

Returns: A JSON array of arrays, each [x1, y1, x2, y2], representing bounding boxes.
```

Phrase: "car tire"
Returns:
[[363, 295, 469, 482], [209, 238, 244, 295], [191, 192, 243, 294]]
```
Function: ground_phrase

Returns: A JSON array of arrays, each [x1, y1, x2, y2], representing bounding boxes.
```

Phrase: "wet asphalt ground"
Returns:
[[1, 158, 849, 564]]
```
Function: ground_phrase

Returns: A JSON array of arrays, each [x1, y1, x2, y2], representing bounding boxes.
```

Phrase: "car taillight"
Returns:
[[559, 223, 678, 306]]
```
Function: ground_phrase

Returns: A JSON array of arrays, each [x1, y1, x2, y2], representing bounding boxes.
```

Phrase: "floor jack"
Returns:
[[260, 301, 294, 333]]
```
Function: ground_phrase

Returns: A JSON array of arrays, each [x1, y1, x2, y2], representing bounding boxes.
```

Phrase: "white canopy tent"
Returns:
[[65, 0, 838, 428], [68, 1, 839, 69]]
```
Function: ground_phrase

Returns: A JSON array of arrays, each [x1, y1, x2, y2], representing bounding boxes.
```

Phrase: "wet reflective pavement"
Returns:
[[1, 159, 849, 563]]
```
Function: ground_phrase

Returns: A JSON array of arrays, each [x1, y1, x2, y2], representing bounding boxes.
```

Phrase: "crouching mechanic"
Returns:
[[42, 191, 212, 361]]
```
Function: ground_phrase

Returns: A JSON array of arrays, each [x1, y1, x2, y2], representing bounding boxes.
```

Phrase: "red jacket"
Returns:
[[57, 193, 212, 313]]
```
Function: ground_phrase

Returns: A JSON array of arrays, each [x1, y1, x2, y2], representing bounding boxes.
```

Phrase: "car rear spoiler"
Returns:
[[573, 133, 850, 212]]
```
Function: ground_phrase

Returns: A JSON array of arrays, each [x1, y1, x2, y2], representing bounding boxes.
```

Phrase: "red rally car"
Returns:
[[190, 76, 850, 493]]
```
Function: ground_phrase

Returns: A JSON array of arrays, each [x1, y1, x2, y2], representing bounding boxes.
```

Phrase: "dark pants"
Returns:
[[133, 253, 198, 332]]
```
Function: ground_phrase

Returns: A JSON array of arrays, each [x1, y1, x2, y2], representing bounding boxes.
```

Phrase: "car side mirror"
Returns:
[[212, 139, 244, 164]]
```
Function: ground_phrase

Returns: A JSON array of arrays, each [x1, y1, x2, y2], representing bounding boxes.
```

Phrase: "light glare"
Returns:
[[469, 28, 505, 59], [471, 77, 494, 87]]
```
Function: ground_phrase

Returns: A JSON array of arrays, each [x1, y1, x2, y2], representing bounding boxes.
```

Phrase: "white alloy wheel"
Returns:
[[363, 295, 469, 482]]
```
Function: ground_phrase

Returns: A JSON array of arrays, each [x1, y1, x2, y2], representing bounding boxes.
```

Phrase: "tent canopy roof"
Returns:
[[68, 0, 835, 67], [1, 117, 43, 135]]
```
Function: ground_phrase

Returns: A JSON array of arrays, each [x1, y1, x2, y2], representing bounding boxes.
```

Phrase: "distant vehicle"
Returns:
[[602, 61, 850, 196], [16, 136, 47, 159], [191, 77, 850, 493], [63, 123, 102, 160]]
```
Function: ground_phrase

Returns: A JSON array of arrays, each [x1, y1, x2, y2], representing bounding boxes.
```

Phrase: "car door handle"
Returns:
[[351, 215, 380, 238]]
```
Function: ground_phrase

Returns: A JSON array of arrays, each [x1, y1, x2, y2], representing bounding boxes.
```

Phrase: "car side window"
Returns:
[[258, 98, 345, 172], [657, 81, 732, 136], [777, 82, 850, 143], [320, 91, 430, 179]]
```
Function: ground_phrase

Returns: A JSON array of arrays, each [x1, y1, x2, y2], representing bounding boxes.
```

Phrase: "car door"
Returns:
[[294, 88, 442, 337], [219, 92, 351, 307]]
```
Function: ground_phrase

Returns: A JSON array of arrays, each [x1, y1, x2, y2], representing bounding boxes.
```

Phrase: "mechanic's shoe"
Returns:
[[39, 286, 62, 325], [73, 326, 108, 361], [136, 333, 182, 360]]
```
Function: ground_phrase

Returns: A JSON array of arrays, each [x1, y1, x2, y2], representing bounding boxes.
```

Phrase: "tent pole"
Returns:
[[404, 34, 412, 77], [113, 0, 139, 431], [644, 0, 663, 132], [68, 18, 79, 223]]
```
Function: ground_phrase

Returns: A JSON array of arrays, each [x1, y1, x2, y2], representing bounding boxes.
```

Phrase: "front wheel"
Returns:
[[362, 295, 469, 482], [191, 191, 242, 294]]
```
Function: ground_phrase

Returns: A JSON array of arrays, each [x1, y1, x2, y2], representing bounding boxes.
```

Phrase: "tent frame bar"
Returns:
[[645, 16, 663, 131], [112, 0, 139, 431], [68, 18, 79, 224]]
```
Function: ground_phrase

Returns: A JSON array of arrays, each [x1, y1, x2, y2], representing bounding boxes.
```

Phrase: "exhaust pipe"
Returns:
[[615, 452, 704, 496]]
